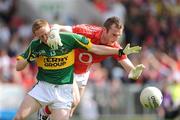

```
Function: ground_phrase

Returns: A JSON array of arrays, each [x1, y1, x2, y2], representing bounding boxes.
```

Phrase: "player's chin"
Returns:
[[42, 39, 48, 44], [107, 42, 114, 46]]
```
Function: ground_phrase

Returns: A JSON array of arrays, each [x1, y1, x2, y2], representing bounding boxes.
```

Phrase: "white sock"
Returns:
[[40, 107, 49, 116]]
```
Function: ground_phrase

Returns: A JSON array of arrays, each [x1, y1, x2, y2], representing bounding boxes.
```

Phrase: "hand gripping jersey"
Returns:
[[17, 32, 92, 85], [72, 24, 127, 74]]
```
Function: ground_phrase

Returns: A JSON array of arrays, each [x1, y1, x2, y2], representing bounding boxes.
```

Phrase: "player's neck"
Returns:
[[100, 32, 106, 44]]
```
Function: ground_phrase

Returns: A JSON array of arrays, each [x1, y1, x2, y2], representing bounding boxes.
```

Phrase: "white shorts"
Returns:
[[28, 81, 73, 110], [74, 71, 90, 87]]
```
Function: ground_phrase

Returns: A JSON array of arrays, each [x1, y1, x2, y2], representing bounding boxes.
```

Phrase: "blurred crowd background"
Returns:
[[0, 0, 180, 120]]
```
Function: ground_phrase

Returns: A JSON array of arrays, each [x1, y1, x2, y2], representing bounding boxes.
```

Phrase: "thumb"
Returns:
[[131, 46, 142, 52], [58, 41, 63, 46], [124, 44, 130, 50], [136, 64, 145, 70]]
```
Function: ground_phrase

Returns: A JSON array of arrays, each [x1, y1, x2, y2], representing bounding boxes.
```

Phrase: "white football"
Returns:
[[140, 86, 163, 109]]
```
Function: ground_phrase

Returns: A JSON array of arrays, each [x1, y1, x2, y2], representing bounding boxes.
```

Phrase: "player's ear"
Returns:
[[102, 27, 108, 34], [32, 32, 36, 38], [32, 32, 39, 40]]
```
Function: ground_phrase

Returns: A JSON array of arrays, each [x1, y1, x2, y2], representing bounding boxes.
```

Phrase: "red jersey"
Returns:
[[72, 24, 127, 74]]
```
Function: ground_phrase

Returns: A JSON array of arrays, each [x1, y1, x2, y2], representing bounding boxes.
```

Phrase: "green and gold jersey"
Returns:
[[17, 32, 92, 85]]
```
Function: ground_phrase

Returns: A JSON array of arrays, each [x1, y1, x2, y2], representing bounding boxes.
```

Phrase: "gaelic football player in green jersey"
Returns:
[[14, 19, 137, 120]]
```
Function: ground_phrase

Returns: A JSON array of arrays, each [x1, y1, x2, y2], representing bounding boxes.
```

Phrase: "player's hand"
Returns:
[[47, 27, 63, 50], [26, 51, 39, 63], [128, 64, 145, 80], [119, 44, 142, 56]]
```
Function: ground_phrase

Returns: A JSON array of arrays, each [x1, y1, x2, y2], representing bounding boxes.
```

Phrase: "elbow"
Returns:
[[95, 52, 103, 55], [89, 49, 103, 55], [16, 65, 24, 71], [16, 60, 27, 71], [89, 44, 103, 55], [16, 67, 22, 71]]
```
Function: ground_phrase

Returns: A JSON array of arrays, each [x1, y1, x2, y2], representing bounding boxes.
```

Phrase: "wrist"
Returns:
[[118, 49, 125, 56]]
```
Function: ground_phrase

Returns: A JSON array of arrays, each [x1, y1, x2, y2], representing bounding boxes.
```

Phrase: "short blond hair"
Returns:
[[32, 19, 49, 34]]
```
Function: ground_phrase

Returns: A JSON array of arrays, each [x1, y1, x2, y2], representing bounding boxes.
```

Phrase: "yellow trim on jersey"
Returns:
[[36, 50, 75, 70], [72, 35, 92, 50], [16, 56, 25, 60], [26, 46, 32, 60]]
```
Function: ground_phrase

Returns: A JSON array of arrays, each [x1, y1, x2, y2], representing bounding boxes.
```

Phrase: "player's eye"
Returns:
[[39, 35, 44, 39], [113, 34, 118, 37]]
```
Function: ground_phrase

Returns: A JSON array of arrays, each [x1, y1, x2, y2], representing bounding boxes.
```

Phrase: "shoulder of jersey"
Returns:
[[30, 38, 42, 47]]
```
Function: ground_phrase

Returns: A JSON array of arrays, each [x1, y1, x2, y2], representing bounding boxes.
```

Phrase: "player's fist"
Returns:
[[47, 25, 63, 50], [128, 64, 145, 80], [118, 44, 142, 56]]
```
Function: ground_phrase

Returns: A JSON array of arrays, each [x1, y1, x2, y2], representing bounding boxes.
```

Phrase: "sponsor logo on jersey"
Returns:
[[79, 52, 92, 63], [44, 57, 67, 67], [36, 50, 75, 70]]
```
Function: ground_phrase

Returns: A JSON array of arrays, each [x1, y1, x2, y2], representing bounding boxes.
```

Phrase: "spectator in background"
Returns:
[[0, 20, 11, 49], [92, 65, 110, 115], [0, 0, 16, 23], [158, 81, 180, 120], [0, 49, 11, 83]]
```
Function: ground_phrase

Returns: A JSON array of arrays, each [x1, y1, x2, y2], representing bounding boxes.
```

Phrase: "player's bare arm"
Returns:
[[119, 59, 135, 73], [52, 24, 72, 32], [89, 44, 119, 55], [48, 25, 142, 55], [16, 59, 28, 71], [16, 48, 39, 71], [89, 43, 141, 56]]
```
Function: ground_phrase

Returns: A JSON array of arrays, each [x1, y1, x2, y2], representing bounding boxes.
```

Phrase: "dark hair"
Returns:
[[103, 16, 123, 31]]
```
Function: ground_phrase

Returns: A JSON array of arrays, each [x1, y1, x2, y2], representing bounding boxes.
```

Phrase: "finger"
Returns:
[[59, 42, 63, 46], [138, 64, 146, 68], [132, 46, 141, 49], [136, 66, 145, 71], [125, 43, 130, 49], [131, 46, 142, 51], [54, 46, 57, 50], [131, 50, 140, 53], [51, 45, 54, 49], [128, 47, 141, 54], [141, 65, 146, 68]]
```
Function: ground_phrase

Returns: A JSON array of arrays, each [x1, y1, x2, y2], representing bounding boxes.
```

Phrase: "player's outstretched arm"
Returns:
[[89, 43, 142, 56], [89, 44, 119, 55]]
